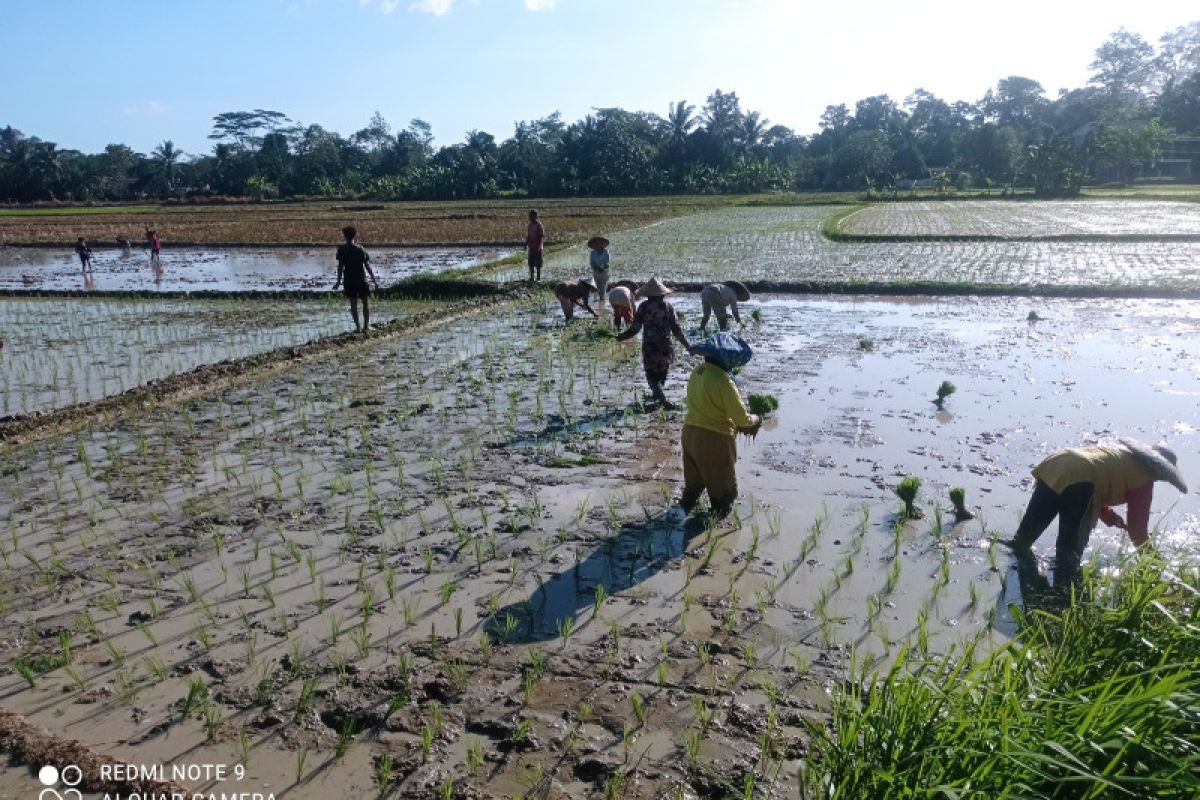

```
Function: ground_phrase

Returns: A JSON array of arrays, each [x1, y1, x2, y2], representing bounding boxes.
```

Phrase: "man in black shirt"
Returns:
[[333, 225, 380, 333]]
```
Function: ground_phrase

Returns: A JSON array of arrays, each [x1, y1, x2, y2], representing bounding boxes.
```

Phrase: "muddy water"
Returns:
[[0, 293, 1196, 799], [0, 246, 512, 292]]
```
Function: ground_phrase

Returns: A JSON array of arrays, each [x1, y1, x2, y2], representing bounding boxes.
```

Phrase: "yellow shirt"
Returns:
[[684, 363, 756, 436], [1032, 445, 1154, 506]]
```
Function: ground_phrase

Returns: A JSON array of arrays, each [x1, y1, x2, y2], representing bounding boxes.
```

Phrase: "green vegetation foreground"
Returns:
[[802, 557, 1200, 798]]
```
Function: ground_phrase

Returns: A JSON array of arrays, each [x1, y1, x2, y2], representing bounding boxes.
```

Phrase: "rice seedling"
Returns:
[[949, 486, 975, 521], [933, 380, 956, 407], [467, 737, 484, 775], [746, 394, 780, 415], [630, 691, 646, 727], [894, 476, 923, 520]]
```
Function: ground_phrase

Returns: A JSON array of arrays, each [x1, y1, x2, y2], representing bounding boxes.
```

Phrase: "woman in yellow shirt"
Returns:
[[680, 332, 761, 516], [1008, 438, 1187, 574]]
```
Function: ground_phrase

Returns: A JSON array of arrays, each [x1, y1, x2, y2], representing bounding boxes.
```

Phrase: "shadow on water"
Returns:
[[500, 400, 661, 449], [488, 507, 715, 643], [995, 548, 1078, 635]]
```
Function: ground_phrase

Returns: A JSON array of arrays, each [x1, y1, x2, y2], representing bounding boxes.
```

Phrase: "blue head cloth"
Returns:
[[691, 332, 753, 371]]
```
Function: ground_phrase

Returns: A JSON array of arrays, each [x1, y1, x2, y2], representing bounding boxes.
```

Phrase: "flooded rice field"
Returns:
[[0, 292, 1196, 798], [0, 296, 442, 416], [840, 199, 1200, 237], [490, 206, 1200, 287], [0, 245, 512, 292]]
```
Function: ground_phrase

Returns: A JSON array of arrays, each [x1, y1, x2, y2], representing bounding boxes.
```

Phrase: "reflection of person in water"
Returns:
[[1007, 438, 1187, 582]]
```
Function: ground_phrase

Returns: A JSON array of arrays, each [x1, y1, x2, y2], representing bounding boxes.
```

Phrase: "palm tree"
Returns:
[[739, 111, 770, 152], [151, 140, 183, 195], [667, 100, 697, 146]]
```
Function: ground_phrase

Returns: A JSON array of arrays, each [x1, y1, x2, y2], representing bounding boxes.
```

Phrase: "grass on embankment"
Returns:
[[801, 556, 1200, 799]]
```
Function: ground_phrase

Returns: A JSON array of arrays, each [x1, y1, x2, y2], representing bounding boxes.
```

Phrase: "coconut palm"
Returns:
[[667, 100, 697, 147], [151, 139, 183, 195]]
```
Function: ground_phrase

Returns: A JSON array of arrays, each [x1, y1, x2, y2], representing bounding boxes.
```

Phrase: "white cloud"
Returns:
[[524, 0, 556, 9], [123, 101, 172, 116], [409, 0, 453, 13]]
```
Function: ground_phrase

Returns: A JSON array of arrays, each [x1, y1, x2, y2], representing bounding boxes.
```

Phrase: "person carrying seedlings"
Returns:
[[1007, 438, 1188, 581], [554, 277, 598, 321], [588, 236, 610, 302], [680, 332, 761, 516], [607, 280, 639, 330], [617, 277, 690, 408], [699, 280, 751, 331], [333, 225, 380, 333], [526, 209, 545, 284], [74, 237, 94, 273]]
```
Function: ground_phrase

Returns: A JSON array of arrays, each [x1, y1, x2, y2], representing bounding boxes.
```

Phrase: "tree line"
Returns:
[[2, 23, 1198, 203]]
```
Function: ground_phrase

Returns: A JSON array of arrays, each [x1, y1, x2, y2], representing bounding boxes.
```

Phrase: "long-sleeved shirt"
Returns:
[[1033, 444, 1156, 545], [683, 362, 757, 436], [589, 248, 610, 270]]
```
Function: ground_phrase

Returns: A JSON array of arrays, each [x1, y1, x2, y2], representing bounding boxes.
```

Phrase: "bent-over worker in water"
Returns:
[[617, 277, 690, 408], [699, 280, 751, 331], [680, 332, 761, 517], [554, 278, 598, 321], [1008, 438, 1187, 580], [333, 225, 380, 333], [608, 279, 639, 330]]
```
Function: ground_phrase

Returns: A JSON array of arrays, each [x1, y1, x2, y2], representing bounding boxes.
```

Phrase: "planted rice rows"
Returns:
[[840, 199, 1200, 238], [0, 297, 441, 416], [0, 294, 1027, 798], [486, 205, 1200, 288]]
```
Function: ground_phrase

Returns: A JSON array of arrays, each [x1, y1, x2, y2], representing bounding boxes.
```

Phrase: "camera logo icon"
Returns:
[[38, 765, 82, 800]]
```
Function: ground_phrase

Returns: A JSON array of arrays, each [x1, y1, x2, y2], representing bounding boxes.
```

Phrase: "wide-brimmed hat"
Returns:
[[638, 277, 673, 297], [1119, 438, 1188, 493], [587, 236, 610, 250], [690, 332, 753, 371], [723, 280, 751, 302]]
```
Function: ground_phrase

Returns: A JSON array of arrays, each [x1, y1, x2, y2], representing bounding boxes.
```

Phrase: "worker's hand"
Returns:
[[738, 416, 762, 438], [1099, 507, 1126, 529]]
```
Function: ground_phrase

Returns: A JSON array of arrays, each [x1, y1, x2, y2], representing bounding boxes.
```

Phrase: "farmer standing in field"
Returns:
[[74, 237, 94, 273], [617, 277, 691, 409], [145, 228, 161, 267], [1007, 438, 1188, 582], [333, 225, 380, 333], [526, 209, 545, 284], [699, 280, 751, 331], [588, 235, 610, 303], [680, 332, 761, 517]]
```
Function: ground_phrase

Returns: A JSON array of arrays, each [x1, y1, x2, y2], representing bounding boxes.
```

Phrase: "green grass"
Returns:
[[801, 555, 1200, 799]]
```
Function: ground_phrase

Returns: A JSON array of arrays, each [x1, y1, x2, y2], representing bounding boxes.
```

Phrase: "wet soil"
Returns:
[[0, 293, 1197, 798], [0, 246, 512, 293]]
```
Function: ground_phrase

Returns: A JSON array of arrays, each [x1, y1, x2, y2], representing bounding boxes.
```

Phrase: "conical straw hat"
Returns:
[[638, 277, 673, 297]]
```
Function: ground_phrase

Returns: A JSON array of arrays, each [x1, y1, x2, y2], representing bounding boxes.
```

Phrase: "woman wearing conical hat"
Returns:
[[1008, 438, 1188, 577], [616, 277, 690, 409]]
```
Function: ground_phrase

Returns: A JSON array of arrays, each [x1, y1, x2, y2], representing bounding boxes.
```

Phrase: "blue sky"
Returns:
[[1, 0, 1194, 156]]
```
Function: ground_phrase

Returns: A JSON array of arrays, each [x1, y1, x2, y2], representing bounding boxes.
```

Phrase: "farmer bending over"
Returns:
[[699, 280, 751, 331], [554, 278, 598, 321], [333, 225, 379, 333], [1007, 438, 1187, 582], [608, 279, 639, 330], [617, 277, 690, 409], [680, 332, 761, 517]]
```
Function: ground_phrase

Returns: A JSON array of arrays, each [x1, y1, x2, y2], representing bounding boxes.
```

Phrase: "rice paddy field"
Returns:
[[837, 199, 1200, 238], [497, 205, 1200, 288], [0, 246, 512, 293], [0, 197, 1197, 799]]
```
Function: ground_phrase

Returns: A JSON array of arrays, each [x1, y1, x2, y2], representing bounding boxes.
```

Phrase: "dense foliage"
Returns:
[[801, 555, 1200, 799], [2, 23, 1198, 203]]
